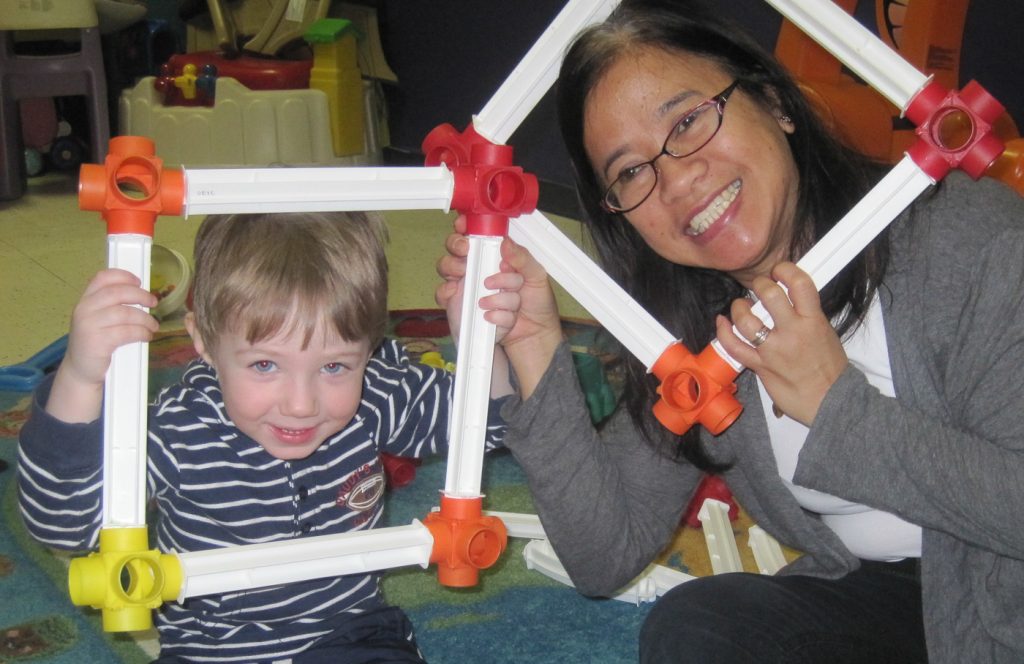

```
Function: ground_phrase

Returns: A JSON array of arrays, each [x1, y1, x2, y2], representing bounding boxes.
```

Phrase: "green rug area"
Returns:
[[0, 310, 711, 663]]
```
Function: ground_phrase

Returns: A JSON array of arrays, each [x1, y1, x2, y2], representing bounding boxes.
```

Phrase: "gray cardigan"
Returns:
[[502, 173, 1024, 663]]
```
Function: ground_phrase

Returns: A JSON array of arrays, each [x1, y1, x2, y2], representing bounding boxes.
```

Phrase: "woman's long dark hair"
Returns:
[[557, 0, 890, 469]]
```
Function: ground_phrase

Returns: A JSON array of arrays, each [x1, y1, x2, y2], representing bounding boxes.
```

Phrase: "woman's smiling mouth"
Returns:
[[686, 179, 741, 236]]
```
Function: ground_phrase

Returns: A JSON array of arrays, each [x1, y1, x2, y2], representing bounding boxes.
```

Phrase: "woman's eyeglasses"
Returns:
[[601, 80, 741, 214]]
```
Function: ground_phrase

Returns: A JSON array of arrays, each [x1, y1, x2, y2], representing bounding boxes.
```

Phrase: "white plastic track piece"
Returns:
[[793, 156, 934, 292], [748, 156, 934, 325], [176, 521, 434, 601], [102, 233, 151, 529], [509, 210, 677, 370], [522, 538, 695, 605], [747, 525, 787, 575], [713, 157, 934, 369], [483, 511, 547, 540], [181, 166, 456, 216], [763, 0, 929, 110], [444, 235, 502, 498], [698, 498, 742, 575], [473, 0, 619, 144]]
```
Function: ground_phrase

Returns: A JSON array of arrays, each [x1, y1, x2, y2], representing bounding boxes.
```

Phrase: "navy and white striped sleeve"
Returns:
[[365, 340, 507, 458], [17, 376, 104, 551]]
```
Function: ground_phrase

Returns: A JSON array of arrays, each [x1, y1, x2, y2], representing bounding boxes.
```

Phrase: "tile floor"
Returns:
[[0, 170, 589, 367]]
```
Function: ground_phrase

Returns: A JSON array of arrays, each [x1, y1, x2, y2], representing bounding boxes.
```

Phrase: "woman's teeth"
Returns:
[[686, 180, 740, 236]]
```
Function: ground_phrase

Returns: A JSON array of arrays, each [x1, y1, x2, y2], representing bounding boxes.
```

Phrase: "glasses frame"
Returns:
[[600, 79, 741, 214]]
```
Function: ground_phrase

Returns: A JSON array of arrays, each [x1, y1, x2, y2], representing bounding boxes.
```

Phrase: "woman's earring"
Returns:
[[778, 114, 793, 125]]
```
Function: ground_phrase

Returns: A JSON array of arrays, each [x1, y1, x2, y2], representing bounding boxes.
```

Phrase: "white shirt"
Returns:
[[756, 295, 922, 561]]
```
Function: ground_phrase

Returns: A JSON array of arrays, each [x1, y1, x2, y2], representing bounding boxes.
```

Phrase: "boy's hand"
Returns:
[[46, 269, 159, 423]]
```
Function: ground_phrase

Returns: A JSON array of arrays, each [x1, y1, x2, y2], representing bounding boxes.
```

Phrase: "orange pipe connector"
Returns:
[[79, 136, 185, 237], [424, 495, 507, 587], [651, 341, 742, 436]]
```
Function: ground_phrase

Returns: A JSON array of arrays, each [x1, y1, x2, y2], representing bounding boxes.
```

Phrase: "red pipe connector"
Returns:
[[424, 495, 507, 587], [79, 136, 185, 237], [905, 80, 1006, 181], [422, 124, 539, 237]]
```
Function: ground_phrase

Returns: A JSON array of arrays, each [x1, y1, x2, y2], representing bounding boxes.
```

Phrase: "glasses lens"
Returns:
[[606, 163, 656, 212], [665, 103, 720, 158]]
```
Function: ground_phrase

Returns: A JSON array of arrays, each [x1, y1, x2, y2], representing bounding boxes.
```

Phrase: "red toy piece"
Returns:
[[904, 79, 1005, 181], [78, 136, 184, 236], [682, 474, 739, 529], [380, 453, 421, 489], [421, 123, 539, 237], [424, 495, 507, 587]]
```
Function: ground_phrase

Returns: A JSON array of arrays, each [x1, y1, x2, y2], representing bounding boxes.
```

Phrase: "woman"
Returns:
[[437, 0, 1024, 661]]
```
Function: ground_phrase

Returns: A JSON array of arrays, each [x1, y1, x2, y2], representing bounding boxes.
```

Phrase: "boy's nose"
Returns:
[[281, 380, 319, 417]]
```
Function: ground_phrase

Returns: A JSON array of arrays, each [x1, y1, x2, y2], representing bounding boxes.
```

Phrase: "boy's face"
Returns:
[[188, 316, 372, 460]]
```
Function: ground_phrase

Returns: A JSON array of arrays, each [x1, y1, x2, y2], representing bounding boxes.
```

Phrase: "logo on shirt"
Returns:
[[336, 464, 386, 512]]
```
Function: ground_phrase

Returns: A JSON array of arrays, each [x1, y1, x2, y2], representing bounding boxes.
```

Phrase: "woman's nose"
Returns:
[[656, 154, 707, 203]]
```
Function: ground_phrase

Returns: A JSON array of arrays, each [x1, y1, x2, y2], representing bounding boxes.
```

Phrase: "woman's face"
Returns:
[[583, 46, 799, 288]]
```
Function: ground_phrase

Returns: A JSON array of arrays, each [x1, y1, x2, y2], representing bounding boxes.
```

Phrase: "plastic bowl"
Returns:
[[151, 245, 192, 320]]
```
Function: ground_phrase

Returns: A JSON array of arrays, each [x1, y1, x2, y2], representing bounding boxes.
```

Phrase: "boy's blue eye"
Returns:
[[251, 360, 276, 373], [322, 362, 346, 375]]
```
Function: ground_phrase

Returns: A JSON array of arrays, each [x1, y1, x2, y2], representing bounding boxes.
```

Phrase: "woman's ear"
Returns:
[[184, 312, 215, 365], [775, 112, 795, 134], [764, 86, 796, 134]]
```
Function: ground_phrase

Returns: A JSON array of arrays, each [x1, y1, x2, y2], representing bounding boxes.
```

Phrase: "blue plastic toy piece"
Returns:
[[0, 335, 68, 392]]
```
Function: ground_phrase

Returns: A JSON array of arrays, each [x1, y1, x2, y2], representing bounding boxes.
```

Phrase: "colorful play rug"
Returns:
[[0, 310, 764, 663]]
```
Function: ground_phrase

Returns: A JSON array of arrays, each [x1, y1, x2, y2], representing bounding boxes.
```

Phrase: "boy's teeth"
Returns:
[[687, 180, 740, 236]]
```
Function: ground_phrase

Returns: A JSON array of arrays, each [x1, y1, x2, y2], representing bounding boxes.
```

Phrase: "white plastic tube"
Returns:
[[743, 156, 935, 339], [698, 498, 743, 575], [522, 538, 696, 605], [748, 525, 788, 575], [176, 521, 434, 601], [483, 510, 547, 540], [473, 0, 619, 144], [509, 210, 677, 370], [444, 235, 502, 498], [182, 166, 456, 216], [764, 0, 929, 110], [102, 234, 151, 529]]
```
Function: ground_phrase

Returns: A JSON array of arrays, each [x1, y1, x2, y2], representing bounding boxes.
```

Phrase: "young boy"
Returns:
[[18, 211, 520, 663]]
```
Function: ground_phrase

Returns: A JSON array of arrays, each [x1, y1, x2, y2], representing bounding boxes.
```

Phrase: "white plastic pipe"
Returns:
[[102, 234, 151, 529], [509, 210, 677, 370], [748, 525, 788, 575], [182, 166, 456, 216], [763, 0, 929, 110], [473, 0, 619, 144], [483, 510, 547, 540], [176, 521, 434, 601], [444, 235, 502, 498], [522, 537, 696, 605], [698, 498, 743, 575]]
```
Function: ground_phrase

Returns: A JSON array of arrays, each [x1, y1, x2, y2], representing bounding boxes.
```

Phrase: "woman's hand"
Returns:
[[436, 215, 563, 398], [46, 268, 159, 423], [715, 262, 847, 426]]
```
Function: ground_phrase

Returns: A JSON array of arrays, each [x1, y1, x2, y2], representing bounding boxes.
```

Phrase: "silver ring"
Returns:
[[750, 325, 771, 348]]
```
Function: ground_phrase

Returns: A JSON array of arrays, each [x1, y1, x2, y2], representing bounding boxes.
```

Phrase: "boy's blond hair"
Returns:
[[189, 211, 389, 350]]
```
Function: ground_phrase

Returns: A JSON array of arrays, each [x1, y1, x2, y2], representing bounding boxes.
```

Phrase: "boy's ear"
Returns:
[[184, 312, 215, 365]]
